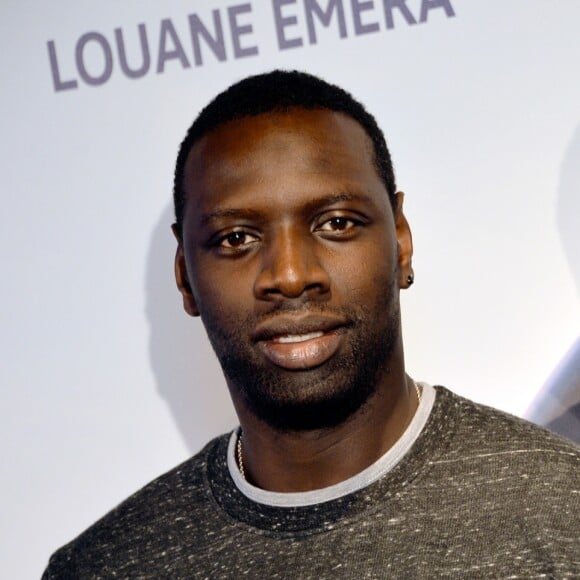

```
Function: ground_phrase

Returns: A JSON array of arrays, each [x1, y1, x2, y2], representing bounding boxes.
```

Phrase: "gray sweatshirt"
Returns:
[[43, 386, 579, 579]]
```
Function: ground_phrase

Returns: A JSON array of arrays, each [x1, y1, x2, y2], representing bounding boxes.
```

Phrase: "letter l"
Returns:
[[47, 41, 78, 92]]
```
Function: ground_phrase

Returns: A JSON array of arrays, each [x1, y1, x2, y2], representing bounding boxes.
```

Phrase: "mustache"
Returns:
[[203, 299, 374, 345], [243, 305, 372, 344], [251, 314, 352, 342], [252, 301, 363, 324]]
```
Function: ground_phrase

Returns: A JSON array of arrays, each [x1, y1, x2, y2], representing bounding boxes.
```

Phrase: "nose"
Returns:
[[253, 226, 331, 301]]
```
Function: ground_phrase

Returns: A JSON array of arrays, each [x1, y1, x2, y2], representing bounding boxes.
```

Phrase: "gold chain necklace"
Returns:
[[236, 382, 422, 481]]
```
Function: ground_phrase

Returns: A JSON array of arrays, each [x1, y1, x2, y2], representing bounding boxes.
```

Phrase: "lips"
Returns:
[[252, 315, 349, 370]]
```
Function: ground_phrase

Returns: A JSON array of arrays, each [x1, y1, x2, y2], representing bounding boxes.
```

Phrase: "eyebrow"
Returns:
[[300, 191, 376, 215], [199, 191, 375, 227], [199, 208, 262, 227], [313, 191, 371, 204]]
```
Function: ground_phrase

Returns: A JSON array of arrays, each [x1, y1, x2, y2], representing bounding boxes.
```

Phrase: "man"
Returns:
[[44, 70, 579, 578]]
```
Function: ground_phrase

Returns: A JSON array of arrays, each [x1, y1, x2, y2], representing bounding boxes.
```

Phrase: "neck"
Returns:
[[232, 367, 418, 493]]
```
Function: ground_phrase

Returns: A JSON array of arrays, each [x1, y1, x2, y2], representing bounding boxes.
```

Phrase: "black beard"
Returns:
[[199, 286, 400, 432]]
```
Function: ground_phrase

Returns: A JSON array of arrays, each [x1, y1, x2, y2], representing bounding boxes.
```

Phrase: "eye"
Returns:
[[216, 230, 260, 250], [319, 217, 355, 232], [316, 215, 363, 237]]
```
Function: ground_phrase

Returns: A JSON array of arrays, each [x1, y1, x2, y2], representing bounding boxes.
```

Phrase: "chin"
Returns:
[[245, 385, 375, 432], [230, 352, 389, 432]]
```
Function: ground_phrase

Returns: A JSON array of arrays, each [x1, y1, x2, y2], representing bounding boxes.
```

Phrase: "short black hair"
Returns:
[[173, 70, 396, 236]]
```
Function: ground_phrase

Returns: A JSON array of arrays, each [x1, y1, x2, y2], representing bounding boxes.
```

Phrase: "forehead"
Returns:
[[182, 108, 384, 217]]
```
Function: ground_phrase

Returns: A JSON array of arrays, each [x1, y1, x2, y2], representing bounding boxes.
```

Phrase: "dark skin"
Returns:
[[174, 108, 415, 492]]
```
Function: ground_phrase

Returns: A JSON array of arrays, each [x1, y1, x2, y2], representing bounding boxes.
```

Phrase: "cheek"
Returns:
[[190, 259, 255, 317], [327, 238, 396, 294]]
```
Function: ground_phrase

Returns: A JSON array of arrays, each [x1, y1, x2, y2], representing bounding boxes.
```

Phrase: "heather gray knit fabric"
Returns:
[[43, 387, 579, 579]]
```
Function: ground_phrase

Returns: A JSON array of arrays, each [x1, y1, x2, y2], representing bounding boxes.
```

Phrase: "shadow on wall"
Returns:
[[146, 204, 238, 455], [525, 126, 580, 443]]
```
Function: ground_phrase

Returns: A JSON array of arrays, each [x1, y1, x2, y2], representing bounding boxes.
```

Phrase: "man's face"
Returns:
[[176, 108, 412, 431]]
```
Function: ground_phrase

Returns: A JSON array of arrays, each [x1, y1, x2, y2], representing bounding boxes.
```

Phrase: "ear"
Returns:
[[171, 224, 200, 317], [393, 192, 414, 289]]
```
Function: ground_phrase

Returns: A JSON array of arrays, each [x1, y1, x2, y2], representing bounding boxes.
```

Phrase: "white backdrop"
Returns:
[[1, 1, 579, 577]]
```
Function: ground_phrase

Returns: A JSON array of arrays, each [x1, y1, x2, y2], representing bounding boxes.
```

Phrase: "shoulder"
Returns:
[[416, 388, 579, 572], [43, 434, 228, 578], [437, 386, 578, 449], [432, 386, 579, 482]]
